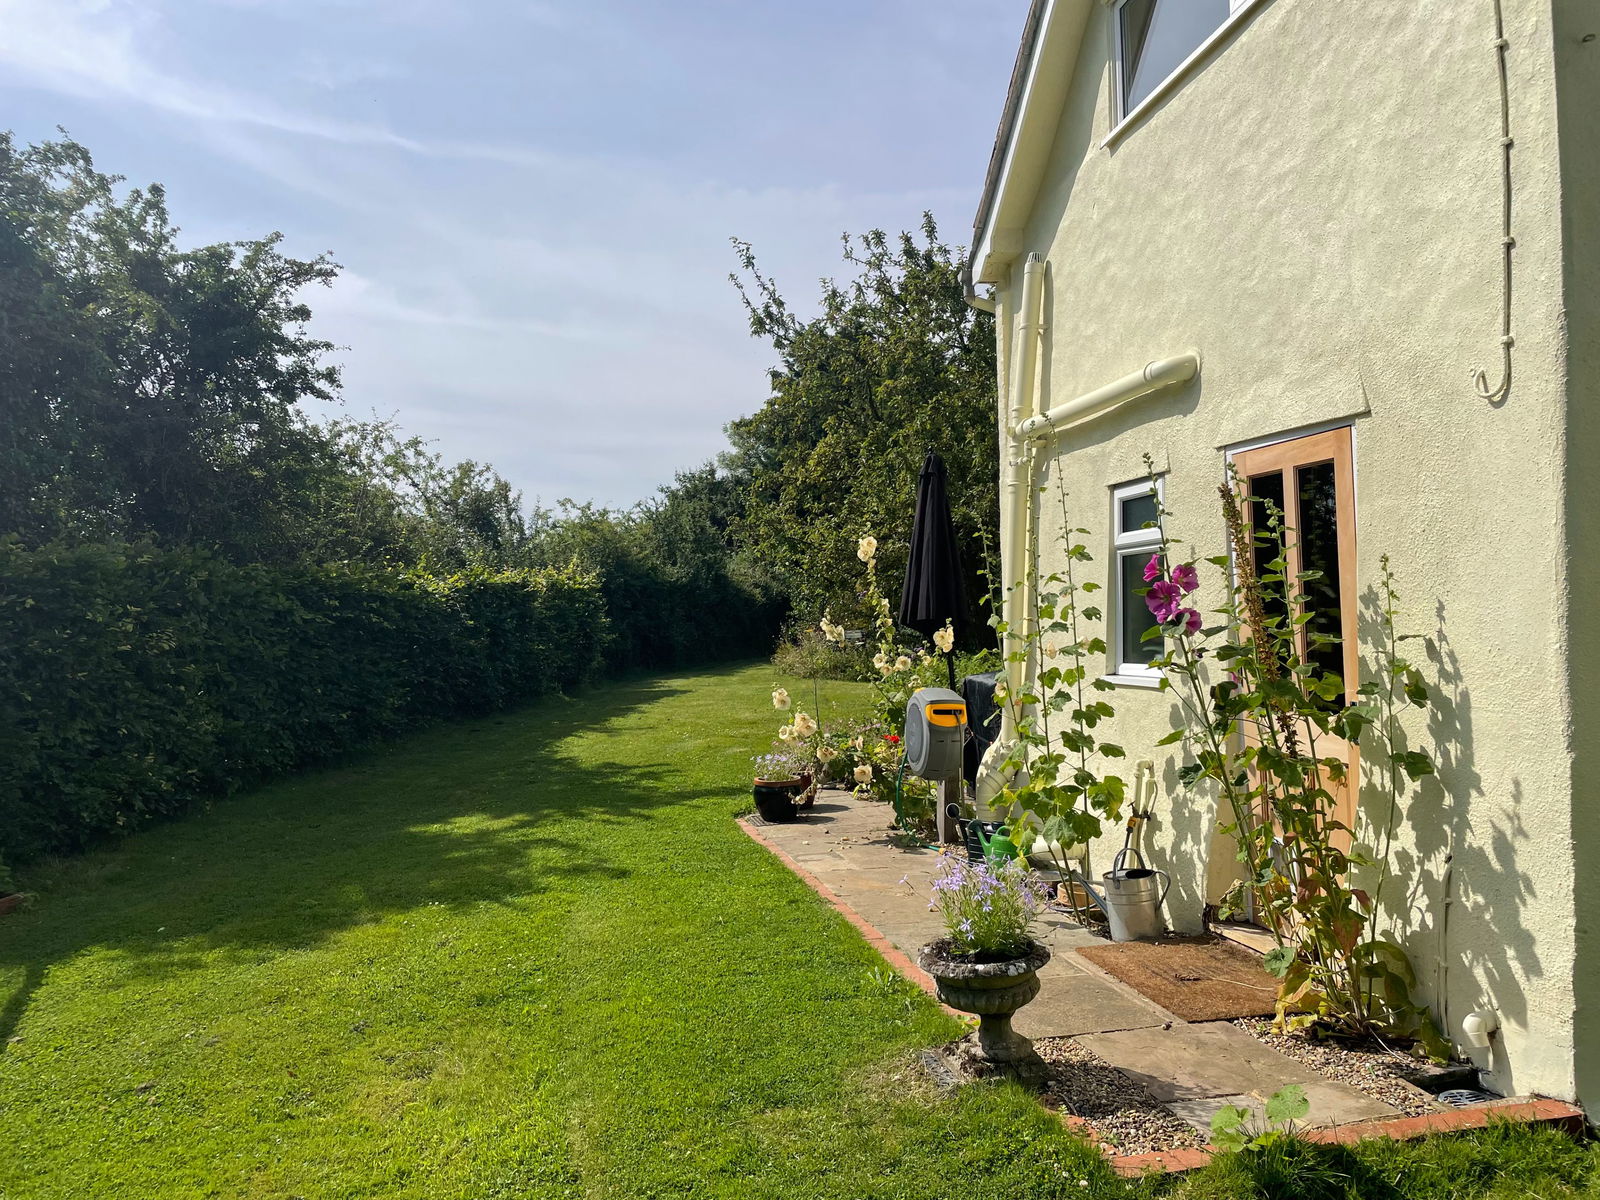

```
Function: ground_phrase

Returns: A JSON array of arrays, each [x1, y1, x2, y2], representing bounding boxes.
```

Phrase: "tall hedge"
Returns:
[[0, 542, 606, 863]]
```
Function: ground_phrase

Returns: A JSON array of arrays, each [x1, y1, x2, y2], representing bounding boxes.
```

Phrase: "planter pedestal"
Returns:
[[919, 938, 1050, 1087]]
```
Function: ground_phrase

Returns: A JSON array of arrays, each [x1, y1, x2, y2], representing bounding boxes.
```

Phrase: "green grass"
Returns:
[[1, 662, 1593, 1199]]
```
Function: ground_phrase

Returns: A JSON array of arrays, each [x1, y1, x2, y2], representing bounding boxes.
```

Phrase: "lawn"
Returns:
[[1, 662, 1593, 1199]]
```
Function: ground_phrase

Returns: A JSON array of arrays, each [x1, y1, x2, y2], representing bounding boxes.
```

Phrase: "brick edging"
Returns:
[[736, 817, 1587, 1178], [1109, 1098, 1588, 1177], [736, 817, 960, 1017]]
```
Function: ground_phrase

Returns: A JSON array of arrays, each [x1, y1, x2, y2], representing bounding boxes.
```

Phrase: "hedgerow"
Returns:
[[0, 541, 605, 863]]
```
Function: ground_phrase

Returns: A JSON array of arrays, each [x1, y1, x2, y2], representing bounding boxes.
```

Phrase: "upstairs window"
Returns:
[[1111, 478, 1163, 678], [1114, 0, 1255, 121]]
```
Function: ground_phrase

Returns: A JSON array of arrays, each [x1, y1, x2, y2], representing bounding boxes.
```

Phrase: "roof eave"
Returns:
[[968, 0, 1093, 288]]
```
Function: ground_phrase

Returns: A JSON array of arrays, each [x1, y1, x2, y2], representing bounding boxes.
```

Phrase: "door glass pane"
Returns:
[[1296, 461, 1345, 691], [1246, 472, 1288, 631], [1120, 0, 1231, 111], [1119, 550, 1161, 666], [1119, 490, 1159, 534]]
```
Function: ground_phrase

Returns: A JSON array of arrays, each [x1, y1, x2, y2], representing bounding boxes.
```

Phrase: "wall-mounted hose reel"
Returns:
[[903, 688, 967, 781]]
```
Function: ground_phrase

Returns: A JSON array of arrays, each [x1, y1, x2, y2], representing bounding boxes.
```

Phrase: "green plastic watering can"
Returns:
[[971, 823, 1023, 868]]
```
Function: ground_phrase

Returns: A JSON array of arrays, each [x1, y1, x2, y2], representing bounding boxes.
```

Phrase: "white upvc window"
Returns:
[[1111, 478, 1163, 679], [1110, 0, 1261, 130]]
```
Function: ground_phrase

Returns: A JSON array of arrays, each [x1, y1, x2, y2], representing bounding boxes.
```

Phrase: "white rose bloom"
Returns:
[[793, 712, 818, 738], [853, 765, 873, 784], [857, 535, 878, 562], [772, 687, 791, 711], [894, 655, 912, 672], [817, 746, 838, 763], [851, 736, 863, 751], [933, 624, 955, 653]]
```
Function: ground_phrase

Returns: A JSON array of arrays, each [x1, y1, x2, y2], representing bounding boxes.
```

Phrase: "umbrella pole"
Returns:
[[944, 651, 956, 690]]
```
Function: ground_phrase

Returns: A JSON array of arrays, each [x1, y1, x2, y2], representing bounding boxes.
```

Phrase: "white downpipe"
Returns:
[[976, 337, 1200, 813], [1002, 254, 1046, 736], [976, 254, 1045, 813]]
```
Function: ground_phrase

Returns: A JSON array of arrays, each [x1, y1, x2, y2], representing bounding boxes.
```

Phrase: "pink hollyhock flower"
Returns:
[[1145, 580, 1183, 622], [1180, 607, 1202, 635], [1171, 563, 1199, 594], [1143, 555, 1163, 583]]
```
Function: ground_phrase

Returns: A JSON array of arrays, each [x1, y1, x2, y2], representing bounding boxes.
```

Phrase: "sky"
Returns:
[[0, 0, 1024, 510]]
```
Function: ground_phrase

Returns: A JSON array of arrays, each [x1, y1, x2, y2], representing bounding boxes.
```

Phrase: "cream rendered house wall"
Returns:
[[1553, 0, 1600, 1113], [979, 0, 1587, 1105]]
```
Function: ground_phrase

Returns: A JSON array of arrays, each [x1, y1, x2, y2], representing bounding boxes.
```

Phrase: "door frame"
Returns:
[[1210, 423, 1359, 914]]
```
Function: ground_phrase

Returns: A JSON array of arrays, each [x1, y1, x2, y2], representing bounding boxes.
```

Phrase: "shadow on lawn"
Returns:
[[0, 673, 718, 1050]]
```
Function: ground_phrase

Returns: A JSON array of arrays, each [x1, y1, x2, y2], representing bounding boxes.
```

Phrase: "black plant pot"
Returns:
[[752, 783, 800, 822]]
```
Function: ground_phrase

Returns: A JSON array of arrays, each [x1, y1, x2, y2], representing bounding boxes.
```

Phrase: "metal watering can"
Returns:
[[1087, 847, 1171, 942]]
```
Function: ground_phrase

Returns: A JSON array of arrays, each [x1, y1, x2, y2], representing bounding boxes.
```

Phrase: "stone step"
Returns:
[[1078, 1021, 1397, 1133]]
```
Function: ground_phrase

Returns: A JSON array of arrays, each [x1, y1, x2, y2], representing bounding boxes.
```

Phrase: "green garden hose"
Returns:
[[891, 759, 935, 849]]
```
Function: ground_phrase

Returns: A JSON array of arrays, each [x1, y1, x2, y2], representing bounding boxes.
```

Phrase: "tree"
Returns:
[[724, 215, 997, 640], [0, 132, 345, 561]]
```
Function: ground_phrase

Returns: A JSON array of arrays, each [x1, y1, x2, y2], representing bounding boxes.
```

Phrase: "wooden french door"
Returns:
[[1231, 427, 1359, 838]]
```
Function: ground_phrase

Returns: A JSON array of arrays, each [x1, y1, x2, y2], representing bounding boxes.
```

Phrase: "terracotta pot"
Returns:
[[1056, 880, 1107, 919], [918, 937, 1050, 1085], [751, 772, 812, 791], [0, 894, 23, 917]]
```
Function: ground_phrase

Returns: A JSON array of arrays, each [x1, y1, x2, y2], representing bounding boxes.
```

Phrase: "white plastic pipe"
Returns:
[[1016, 354, 1199, 442], [1001, 253, 1046, 735], [1462, 1008, 1499, 1049], [978, 350, 1200, 813]]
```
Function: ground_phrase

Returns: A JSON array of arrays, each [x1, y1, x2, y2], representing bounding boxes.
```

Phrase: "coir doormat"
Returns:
[[1076, 937, 1280, 1021]]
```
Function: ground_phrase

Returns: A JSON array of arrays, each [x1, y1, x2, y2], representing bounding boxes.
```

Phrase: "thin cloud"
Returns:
[[0, 0, 1020, 508]]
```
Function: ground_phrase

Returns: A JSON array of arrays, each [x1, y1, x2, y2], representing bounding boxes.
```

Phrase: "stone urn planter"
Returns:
[[918, 937, 1051, 1085]]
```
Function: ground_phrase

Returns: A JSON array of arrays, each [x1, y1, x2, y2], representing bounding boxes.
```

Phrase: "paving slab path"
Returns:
[[747, 791, 1397, 1134]]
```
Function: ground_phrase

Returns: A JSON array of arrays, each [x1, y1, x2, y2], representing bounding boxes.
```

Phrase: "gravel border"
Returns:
[[1233, 1017, 1443, 1117], [1035, 1037, 1206, 1156]]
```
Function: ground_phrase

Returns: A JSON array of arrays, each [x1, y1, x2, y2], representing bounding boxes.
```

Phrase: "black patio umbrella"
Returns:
[[899, 450, 967, 689]]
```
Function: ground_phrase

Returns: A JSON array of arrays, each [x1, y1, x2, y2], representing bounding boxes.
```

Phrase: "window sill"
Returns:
[[1102, 0, 1271, 151], [1101, 672, 1164, 690]]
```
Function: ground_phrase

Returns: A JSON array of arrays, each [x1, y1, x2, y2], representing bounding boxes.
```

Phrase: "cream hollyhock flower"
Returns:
[[817, 745, 838, 763], [894, 654, 912, 672], [857, 535, 878, 563], [1042, 640, 1060, 659], [932, 623, 955, 654], [993, 680, 1009, 702], [819, 614, 845, 645], [777, 723, 796, 742], [851, 736, 864, 751], [792, 711, 818, 738], [853, 765, 873, 784], [771, 687, 791, 711]]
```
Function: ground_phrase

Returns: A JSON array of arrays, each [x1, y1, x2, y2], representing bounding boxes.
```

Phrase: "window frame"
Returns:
[[1108, 476, 1165, 683], [1107, 0, 1267, 144]]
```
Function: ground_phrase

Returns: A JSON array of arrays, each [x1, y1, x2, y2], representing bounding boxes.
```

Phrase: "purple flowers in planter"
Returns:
[[927, 852, 1049, 957]]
